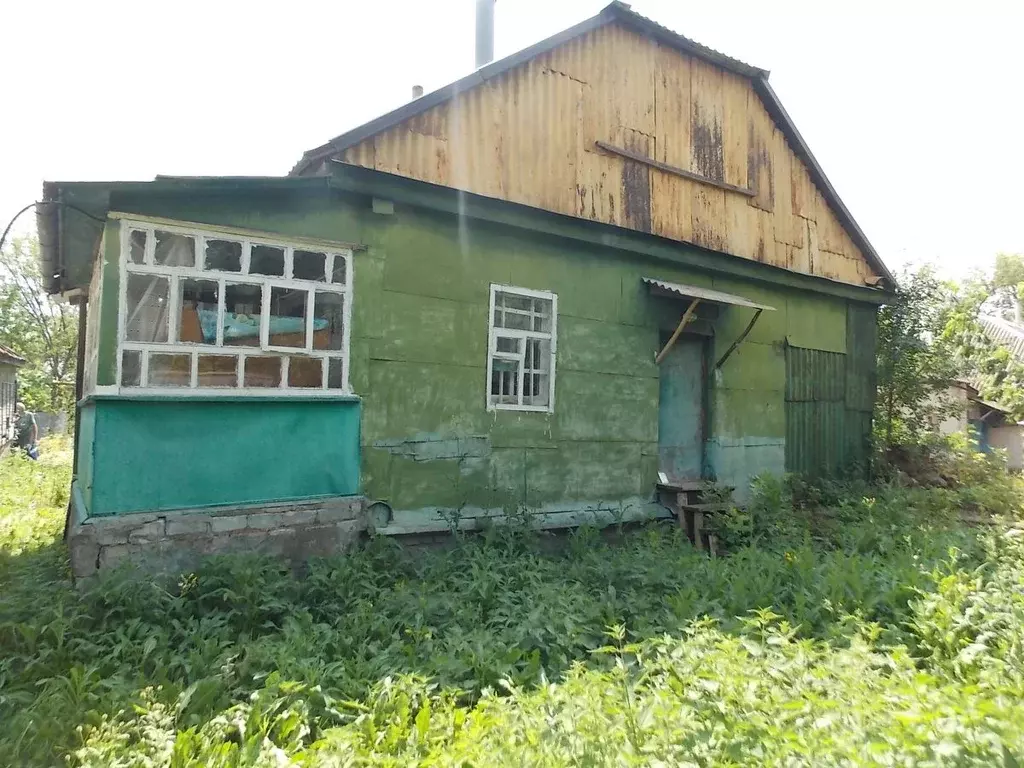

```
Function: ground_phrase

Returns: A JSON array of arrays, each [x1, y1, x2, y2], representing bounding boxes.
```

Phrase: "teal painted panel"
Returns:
[[90, 398, 360, 516], [76, 403, 96, 514], [658, 338, 705, 481]]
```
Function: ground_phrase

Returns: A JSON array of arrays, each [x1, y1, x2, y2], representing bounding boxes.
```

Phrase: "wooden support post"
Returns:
[[655, 299, 700, 365], [693, 510, 705, 551]]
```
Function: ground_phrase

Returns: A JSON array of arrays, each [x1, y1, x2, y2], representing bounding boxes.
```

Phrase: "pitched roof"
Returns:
[[0, 344, 26, 366], [290, 1, 892, 283], [980, 315, 1024, 363]]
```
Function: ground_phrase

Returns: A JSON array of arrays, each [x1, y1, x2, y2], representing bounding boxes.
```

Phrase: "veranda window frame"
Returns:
[[114, 216, 354, 396], [486, 283, 557, 413]]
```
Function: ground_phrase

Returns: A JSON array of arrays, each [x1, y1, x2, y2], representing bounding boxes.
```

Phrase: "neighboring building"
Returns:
[[979, 315, 1024, 363], [0, 344, 26, 450], [936, 381, 1024, 470], [38, 1, 892, 578]]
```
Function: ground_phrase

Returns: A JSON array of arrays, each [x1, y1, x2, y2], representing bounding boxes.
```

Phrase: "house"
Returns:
[[936, 381, 1024, 469], [0, 344, 26, 450], [38, 1, 892, 579]]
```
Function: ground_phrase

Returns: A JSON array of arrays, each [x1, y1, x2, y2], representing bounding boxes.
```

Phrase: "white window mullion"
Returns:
[[168, 276, 180, 343], [285, 247, 294, 279], [280, 356, 289, 389], [305, 290, 315, 352], [140, 349, 150, 387], [216, 278, 226, 346], [190, 351, 198, 388], [260, 284, 270, 348], [144, 228, 156, 264], [241, 241, 252, 274], [325, 253, 335, 284]]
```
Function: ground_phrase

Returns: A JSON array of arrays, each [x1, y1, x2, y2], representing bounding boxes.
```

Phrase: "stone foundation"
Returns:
[[69, 496, 365, 582]]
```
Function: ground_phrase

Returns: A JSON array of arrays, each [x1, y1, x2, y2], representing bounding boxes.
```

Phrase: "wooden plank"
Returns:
[[654, 44, 691, 168], [620, 131, 653, 232], [747, 100, 775, 213], [690, 58, 725, 183], [721, 72, 749, 189], [595, 141, 754, 197], [791, 162, 813, 219], [651, 173, 694, 243], [807, 219, 820, 274]]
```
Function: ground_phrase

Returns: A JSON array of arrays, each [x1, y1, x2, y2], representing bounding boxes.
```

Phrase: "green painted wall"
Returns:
[[78, 397, 360, 516], [82, 184, 877, 519]]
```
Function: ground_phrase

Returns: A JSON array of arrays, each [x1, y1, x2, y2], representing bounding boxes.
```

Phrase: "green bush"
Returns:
[[2, 445, 1024, 765]]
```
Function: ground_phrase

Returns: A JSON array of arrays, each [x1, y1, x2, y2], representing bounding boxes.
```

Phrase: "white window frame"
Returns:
[[486, 284, 557, 413], [114, 216, 354, 396]]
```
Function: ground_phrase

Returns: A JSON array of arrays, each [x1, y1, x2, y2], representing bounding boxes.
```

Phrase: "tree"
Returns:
[[992, 252, 1024, 323], [0, 236, 78, 414], [874, 266, 961, 450]]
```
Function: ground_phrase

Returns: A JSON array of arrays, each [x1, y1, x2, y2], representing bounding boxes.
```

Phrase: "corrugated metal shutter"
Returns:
[[785, 305, 878, 478]]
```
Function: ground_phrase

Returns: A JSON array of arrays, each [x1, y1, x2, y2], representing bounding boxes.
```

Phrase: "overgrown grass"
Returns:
[[2, 443, 1024, 765]]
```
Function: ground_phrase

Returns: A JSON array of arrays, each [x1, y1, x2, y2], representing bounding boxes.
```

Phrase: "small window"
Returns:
[[487, 285, 556, 411]]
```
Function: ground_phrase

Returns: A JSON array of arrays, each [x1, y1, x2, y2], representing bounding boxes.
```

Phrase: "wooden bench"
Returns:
[[656, 481, 734, 556]]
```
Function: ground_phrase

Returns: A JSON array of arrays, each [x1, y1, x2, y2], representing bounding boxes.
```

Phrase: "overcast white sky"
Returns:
[[2, 0, 1022, 277]]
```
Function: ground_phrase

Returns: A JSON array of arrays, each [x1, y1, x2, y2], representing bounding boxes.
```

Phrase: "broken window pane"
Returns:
[[327, 357, 344, 389], [269, 286, 308, 348], [129, 230, 147, 264], [198, 355, 237, 387], [178, 278, 219, 343], [222, 283, 263, 347], [331, 254, 347, 284], [154, 231, 196, 267], [312, 292, 344, 350], [490, 357, 520, 404], [149, 353, 191, 387], [250, 245, 284, 276], [121, 350, 141, 387], [125, 273, 170, 343], [293, 250, 327, 281], [244, 356, 281, 387], [288, 356, 322, 388], [205, 239, 242, 272]]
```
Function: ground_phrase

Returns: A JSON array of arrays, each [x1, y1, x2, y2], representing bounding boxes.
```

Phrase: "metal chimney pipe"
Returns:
[[411, 84, 424, 99], [475, 0, 495, 68]]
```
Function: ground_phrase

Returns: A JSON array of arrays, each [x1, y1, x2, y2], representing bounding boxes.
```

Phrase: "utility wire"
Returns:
[[0, 201, 106, 256]]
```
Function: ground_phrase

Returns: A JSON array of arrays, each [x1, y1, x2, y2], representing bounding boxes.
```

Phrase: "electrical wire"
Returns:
[[0, 200, 106, 256]]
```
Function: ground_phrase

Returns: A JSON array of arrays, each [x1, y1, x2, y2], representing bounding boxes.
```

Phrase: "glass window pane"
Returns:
[[223, 283, 263, 347], [495, 336, 520, 354], [494, 307, 532, 331], [198, 355, 237, 387], [154, 231, 196, 267], [178, 278, 219, 343], [121, 350, 141, 387], [149, 353, 191, 387], [205, 239, 242, 272], [129, 230, 147, 264], [312, 292, 344, 351], [125, 273, 169, 342], [244, 356, 281, 388], [269, 286, 308, 348], [288, 356, 322, 388], [327, 358, 344, 389], [331, 254, 347, 284], [293, 250, 327, 281], [250, 245, 284, 276]]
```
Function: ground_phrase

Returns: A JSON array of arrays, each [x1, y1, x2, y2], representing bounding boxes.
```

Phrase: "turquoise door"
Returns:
[[657, 337, 705, 481]]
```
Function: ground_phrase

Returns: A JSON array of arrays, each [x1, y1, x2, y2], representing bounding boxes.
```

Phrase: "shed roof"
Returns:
[[642, 278, 776, 311], [290, 1, 891, 285], [0, 344, 26, 367], [979, 315, 1024, 363]]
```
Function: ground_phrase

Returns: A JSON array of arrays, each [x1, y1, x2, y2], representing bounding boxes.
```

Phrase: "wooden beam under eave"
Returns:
[[655, 299, 700, 364]]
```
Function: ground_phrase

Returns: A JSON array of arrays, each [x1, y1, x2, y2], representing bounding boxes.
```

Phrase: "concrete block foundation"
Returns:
[[69, 496, 365, 582]]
